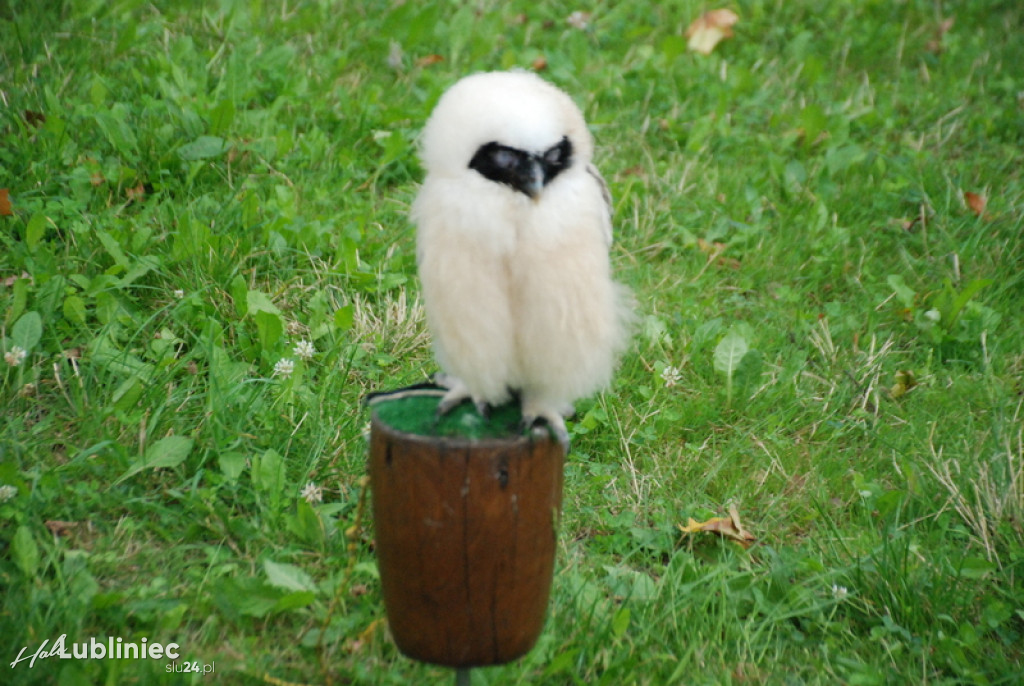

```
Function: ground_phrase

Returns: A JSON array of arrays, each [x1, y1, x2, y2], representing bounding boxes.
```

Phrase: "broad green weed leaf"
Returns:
[[63, 294, 87, 325], [254, 449, 285, 494], [178, 135, 230, 161], [119, 255, 160, 287], [89, 336, 154, 378], [93, 108, 138, 154], [12, 526, 40, 576], [9, 276, 29, 324], [714, 330, 749, 377], [11, 311, 43, 352], [218, 451, 247, 481], [287, 500, 326, 545], [273, 590, 316, 612], [264, 559, 317, 593], [826, 144, 866, 176], [958, 557, 996, 580], [612, 607, 631, 639], [209, 99, 236, 136], [26, 213, 47, 248], [214, 576, 281, 618], [116, 435, 193, 485], [90, 77, 108, 107], [715, 328, 751, 405], [254, 310, 284, 352], [887, 274, 916, 309], [734, 349, 764, 390], [111, 376, 144, 413], [246, 289, 281, 316], [95, 229, 130, 269], [800, 103, 827, 147], [209, 345, 249, 389], [333, 304, 354, 332], [230, 275, 248, 317]]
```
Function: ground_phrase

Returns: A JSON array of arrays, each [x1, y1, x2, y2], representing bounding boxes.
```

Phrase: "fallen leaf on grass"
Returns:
[[697, 238, 726, 256], [0, 189, 11, 216], [531, 56, 548, 71], [678, 504, 756, 547], [126, 183, 145, 203], [415, 54, 444, 68], [45, 520, 79, 538], [964, 191, 987, 218], [1, 271, 32, 287], [685, 9, 739, 55]]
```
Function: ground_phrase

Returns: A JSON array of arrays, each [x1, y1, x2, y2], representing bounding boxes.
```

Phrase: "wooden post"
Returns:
[[369, 410, 565, 668]]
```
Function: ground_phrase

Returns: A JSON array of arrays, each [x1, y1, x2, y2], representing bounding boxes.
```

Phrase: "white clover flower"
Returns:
[[301, 481, 323, 504], [292, 339, 315, 361], [173, 289, 185, 299], [0, 484, 17, 502], [4, 346, 27, 367], [661, 365, 682, 388], [273, 358, 295, 378], [923, 309, 941, 323], [831, 584, 849, 600], [567, 10, 590, 30]]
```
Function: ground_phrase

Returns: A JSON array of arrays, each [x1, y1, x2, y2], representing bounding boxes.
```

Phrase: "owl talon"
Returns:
[[522, 413, 570, 454]]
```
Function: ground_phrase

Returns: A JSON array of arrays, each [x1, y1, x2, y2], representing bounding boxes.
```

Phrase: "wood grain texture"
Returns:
[[369, 412, 565, 667]]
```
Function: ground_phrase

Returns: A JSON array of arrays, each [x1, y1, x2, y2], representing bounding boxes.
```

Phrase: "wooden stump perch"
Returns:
[[369, 402, 565, 668]]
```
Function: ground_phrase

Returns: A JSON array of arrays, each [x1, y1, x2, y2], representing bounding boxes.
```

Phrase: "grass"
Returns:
[[1, 0, 1022, 683]]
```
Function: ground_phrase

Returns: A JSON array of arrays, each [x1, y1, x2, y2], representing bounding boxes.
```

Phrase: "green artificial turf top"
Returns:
[[371, 393, 527, 440]]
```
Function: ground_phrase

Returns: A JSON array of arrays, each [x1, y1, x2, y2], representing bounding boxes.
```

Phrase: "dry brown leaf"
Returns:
[[678, 504, 756, 547], [126, 183, 145, 203], [697, 238, 726, 255], [964, 191, 986, 217], [685, 9, 739, 55], [415, 54, 445, 68], [0, 188, 11, 216], [531, 56, 549, 71], [45, 520, 79, 537], [1, 271, 32, 287]]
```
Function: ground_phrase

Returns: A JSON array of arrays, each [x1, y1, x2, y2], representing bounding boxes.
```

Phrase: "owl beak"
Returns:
[[522, 158, 544, 200]]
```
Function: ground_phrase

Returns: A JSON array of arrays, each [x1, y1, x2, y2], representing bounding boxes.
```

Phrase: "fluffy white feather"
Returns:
[[411, 71, 631, 444]]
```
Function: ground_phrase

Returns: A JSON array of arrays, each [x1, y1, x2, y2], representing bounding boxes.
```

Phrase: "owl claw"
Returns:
[[522, 412, 570, 453], [434, 373, 491, 419], [474, 399, 491, 419]]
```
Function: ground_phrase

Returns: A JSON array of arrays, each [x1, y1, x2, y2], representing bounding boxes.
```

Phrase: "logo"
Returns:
[[9, 635, 212, 674]]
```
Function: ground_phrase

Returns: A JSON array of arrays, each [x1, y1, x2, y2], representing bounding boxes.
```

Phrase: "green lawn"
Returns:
[[2, 1, 1022, 684]]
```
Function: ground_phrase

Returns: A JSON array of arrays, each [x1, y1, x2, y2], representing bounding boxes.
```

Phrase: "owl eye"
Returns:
[[542, 137, 572, 170], [492, 148, 520, 170], [543, 146, 564, 166]]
